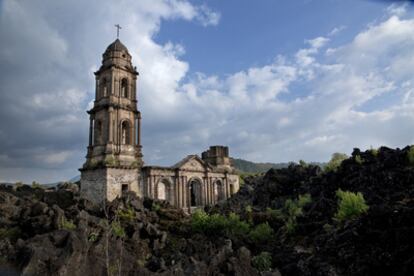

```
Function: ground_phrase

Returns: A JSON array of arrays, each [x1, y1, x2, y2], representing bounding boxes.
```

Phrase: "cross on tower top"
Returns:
[[114, 24, 122, 38]]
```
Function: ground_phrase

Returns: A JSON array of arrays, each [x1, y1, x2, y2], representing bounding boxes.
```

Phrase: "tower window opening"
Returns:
[[121, 121, 131, 145], [101, 78, 108, 97], [94, 120, 103, 145], [121, 78, 128, 98]]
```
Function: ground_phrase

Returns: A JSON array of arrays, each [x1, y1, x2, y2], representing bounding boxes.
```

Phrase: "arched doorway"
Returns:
[[214, 180, 224, 202], [189, 178, 202, 207], [157, 179, 172, 203]]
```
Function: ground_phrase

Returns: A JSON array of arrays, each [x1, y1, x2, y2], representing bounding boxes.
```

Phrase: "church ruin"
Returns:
[[79, 38, 240, 211]]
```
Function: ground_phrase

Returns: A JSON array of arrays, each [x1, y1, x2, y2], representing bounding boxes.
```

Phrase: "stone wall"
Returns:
[[80, 168, 107, 204], [80, 167, 140, 204]]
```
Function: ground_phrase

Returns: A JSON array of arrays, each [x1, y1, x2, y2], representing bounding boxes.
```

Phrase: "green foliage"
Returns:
[[354, 155, 363, 164], [265, 207, 283, 220], [14, 181, 23, 187], [408, 146, 414, 165], [245, 205, 253, 224], [59, 217, 76, 230], [0, 227, 21, 241], [152, 202, 161, 212], [297, 193, 312, 208], [369, 146, 379, 157], [226, 212, 250, 237], [111, 221, 126, 238], [325, 153, 348, 172], [267, 194, 311, 234], [191, 210, 250, 238], [117, 206, 135, 222], [31, 181, 43, 189], [334, 189, 369, 222], [299, 160, 308, 167], [252, 251, 272, 272], [104, 155, 119, 167], [88, 232, 99, 243], [249, 222, 274, 243]]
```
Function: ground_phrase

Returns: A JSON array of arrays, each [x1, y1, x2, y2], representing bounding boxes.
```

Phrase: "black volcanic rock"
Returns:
[[1, 146, 414, 275]]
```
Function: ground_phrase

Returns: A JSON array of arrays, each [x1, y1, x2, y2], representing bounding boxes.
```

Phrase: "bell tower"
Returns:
[[80, 38, 143, 204]]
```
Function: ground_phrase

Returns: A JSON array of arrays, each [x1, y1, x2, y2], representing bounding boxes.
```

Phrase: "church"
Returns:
[[79, 38, 240, 211]]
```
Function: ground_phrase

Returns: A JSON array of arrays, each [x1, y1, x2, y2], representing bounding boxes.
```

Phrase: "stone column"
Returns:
[[89, 118, 93, 146], [108, 107, 113, 142], [137, 112, 142, 147], [224, 177, 229, 199], [176, 177, 180, 207], [95, 78, 98, 99]]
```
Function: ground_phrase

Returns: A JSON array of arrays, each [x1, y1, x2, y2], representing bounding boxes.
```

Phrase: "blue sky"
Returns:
[[156, 0, 387, 75], [1, 0, 414, 183]]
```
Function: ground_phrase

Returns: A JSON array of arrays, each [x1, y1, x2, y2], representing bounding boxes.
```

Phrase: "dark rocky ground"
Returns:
[[1, 146, 414, 275]]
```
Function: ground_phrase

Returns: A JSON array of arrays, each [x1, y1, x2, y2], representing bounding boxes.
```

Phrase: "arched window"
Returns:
[[121, 121, 131, 145], [94, 120, 102, 145], [121, 78, 128, 98], [101, 78, 108, 97]]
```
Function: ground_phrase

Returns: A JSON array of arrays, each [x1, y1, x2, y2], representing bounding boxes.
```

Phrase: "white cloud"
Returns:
[[1, 1, 414, 183]]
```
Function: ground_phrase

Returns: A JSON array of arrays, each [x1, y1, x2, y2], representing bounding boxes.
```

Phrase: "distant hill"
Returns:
[[231, 158, 290, 173], [231, 158, 326, 174]]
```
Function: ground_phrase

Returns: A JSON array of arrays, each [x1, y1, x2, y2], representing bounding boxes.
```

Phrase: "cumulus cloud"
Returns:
[[1, 1, 414, 183]]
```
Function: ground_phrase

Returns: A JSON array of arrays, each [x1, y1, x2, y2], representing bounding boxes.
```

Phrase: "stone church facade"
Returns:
[[80, 39, 239, 211]]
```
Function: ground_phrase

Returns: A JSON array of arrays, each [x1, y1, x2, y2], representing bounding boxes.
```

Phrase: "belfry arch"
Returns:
[[121, 120, 131, 145]]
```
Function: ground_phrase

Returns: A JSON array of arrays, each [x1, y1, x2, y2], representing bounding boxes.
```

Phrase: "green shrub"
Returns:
[[354, 155, 362, 164], [297, 193, 312, 208], [226, 212, 250, 237], [334, 189, 369, 222], [191, 209, 210, 233], [31, 181, 43, 189], [369, 146, 379, 157], [59, 217, 76, 230], [191, 210, 250, 238], [117, 206, 135, 222], [249, 222, 274, 243], [111, 221, 126, 238], [245, 205, 253, 224], [299, 160, 308, 167], [265, 207, 283, 220], [408, 146, 414, 165], [88, 232, 99, 242], [325, 153, 348, 172], [252, 251, 272, 272], [152, 203, 161, 212]]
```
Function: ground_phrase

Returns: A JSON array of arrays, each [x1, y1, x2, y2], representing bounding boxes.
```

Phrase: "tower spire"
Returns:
[[114, 24, 122, 38]]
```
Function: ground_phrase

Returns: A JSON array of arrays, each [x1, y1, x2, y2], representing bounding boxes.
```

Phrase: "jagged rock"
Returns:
[[1, 146, 414, 275]]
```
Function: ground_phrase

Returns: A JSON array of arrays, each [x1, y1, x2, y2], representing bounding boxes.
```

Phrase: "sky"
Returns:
[[1, 0, 414, 183]]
